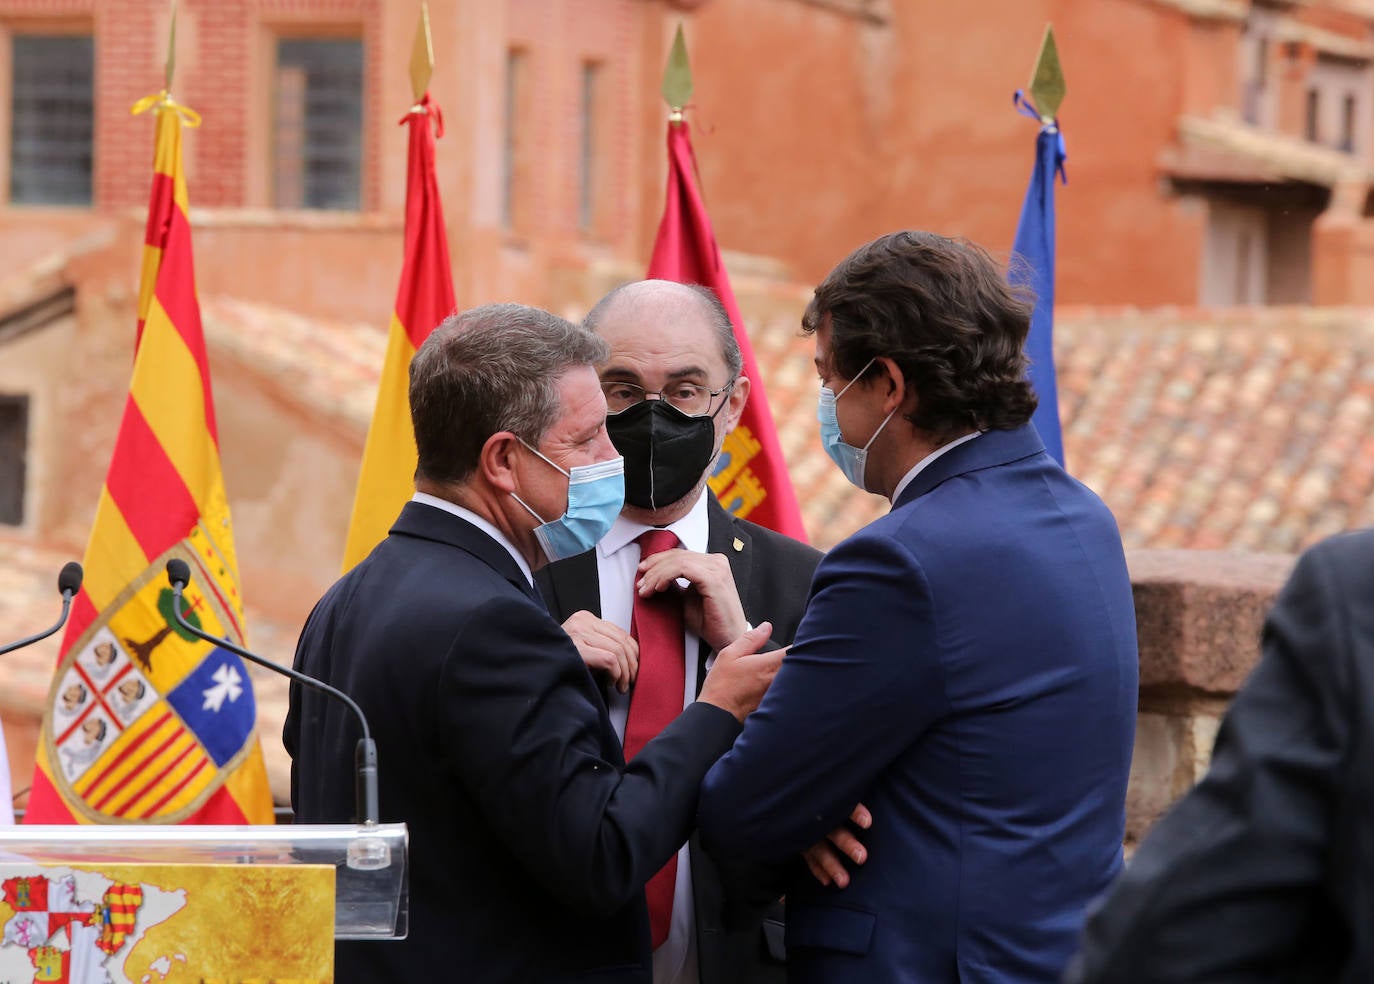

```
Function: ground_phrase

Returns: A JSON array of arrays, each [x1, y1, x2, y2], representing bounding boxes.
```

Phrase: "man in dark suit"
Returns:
[[1065, 530, 1374, 983], [284, 304, 783, 983], [537, 280, 823, 984], [698, 232, 1140, 983]]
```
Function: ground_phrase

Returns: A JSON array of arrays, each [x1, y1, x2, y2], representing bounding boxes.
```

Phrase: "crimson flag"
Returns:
[[647, 121, 807, 541]]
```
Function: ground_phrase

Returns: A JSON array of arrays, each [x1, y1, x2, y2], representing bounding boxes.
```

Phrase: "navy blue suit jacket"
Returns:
[[284, 502, 743, 983], [698, 425, 1139, 983]]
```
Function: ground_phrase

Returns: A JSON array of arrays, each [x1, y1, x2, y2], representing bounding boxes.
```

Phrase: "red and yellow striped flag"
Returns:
[[24, 94, 274, 825], [342, 94, 456, 571]]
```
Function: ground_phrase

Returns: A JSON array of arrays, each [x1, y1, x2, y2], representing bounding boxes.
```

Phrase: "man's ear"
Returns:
[[724, 374, 750, 432], [875, 357, 910, 417], [480, 431, 522, 494]]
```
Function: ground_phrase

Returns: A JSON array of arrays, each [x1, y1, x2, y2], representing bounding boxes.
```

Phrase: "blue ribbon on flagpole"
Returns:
[[1010, 90, 1068, 467]]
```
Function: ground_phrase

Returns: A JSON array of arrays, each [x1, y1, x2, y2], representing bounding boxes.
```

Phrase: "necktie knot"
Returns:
[[637, 528, 679, 559]]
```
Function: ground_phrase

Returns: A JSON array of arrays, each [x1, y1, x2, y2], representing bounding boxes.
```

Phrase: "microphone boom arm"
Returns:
[[166, 572, 379, 827], [0, 595, 74, 657]]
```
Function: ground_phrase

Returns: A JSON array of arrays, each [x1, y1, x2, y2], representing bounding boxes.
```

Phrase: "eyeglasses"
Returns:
[[602, 379, 734, 417]]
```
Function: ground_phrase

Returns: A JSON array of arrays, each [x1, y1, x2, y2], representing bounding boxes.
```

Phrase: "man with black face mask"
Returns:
[[536, 280, 826, 984]]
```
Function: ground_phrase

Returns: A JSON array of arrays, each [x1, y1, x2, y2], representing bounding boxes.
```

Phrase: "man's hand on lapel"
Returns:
[[636, 548, 748, 653], [561, 610, 639, 694]]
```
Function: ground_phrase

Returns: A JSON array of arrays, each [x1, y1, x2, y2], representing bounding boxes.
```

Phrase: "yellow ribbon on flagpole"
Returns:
[[130, 90, 201, 128]]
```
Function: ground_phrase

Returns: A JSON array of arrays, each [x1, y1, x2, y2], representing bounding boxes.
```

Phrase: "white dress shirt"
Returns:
[[890, 431, 982, 505], [410, 492, 534, 586], [596, 492, 710, 984]]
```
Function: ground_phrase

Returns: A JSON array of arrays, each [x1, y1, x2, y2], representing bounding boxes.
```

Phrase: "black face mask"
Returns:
[[606, 399, 722, 510]]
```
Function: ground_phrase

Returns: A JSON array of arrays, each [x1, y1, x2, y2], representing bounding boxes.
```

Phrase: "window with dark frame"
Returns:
[[273, 38, 364, 210], [1340, 93, 1357, 154], [1305, 87, 1321, 142], [0, 395, 29, 526], [9, 35, 94, 206], [1243, 36, 1268, 125], [579, 61, 602, 232], [503, 49, 528, 230]]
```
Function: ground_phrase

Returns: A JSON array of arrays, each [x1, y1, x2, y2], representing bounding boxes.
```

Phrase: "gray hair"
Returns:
[[409, 304, 609, 484], [583, 281, 743, 378]]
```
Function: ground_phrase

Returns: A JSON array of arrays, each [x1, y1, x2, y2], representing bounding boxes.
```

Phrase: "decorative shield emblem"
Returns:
[[41, 540, 257, 824]]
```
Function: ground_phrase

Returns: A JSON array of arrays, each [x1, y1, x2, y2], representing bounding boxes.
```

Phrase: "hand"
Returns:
[[802, 803, 872, 889], [562, 611, 639, 694], [802, 802, 873, 890], [637, 549, 748, 653], [697, 622, 782, 722]]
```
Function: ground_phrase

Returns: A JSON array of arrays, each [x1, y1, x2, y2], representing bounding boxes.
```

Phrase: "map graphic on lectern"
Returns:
[[0, 868, 184, 984], [0, 862, 333, 984]]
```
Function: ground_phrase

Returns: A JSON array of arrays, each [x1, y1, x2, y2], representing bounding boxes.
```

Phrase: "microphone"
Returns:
[[164, 559, 381, 834], [0, 562, 83, 656]]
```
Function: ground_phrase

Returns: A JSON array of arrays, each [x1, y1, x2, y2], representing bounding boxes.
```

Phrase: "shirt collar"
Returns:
[[890, 431, 982, 505], [411, 492, 534, 586], [598, 489, 711, 559]]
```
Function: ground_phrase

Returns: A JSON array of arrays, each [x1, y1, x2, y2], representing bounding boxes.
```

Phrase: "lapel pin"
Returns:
[[732, 538, 744, 552]]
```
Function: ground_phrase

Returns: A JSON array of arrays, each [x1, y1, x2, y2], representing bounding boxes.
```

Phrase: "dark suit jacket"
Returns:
[[1065, 530, 1374, 984], [699, 425, 1140, 984], [537, 493, 822, 984], [283, 501, 746, 983]]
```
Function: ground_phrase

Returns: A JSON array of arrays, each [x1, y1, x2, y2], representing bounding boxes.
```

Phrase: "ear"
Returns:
[[723, 374, 750, 432], [875, 357, 910, 417], [479, 431, 522, 494]]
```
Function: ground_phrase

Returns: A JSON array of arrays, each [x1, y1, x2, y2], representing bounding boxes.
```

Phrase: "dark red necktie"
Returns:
[[623, 528, 684, 949]]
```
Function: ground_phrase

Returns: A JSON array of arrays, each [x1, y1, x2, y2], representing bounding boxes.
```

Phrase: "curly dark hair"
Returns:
[[802, 231, 1038, 440]]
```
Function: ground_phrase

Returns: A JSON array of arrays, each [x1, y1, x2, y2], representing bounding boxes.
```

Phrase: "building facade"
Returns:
[[7, 1, 1374, 318]]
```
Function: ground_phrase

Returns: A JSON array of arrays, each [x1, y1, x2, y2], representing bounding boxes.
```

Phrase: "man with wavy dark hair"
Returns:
[[699, 231, 1140, 983]]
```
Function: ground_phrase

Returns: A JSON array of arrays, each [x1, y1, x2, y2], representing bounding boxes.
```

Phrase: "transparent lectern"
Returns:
[[0, 822, 408, 941], [0, 823, 403, 980]]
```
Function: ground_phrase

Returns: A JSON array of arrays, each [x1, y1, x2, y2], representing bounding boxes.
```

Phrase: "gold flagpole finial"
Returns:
[[661, 24, 693, 124], [1028, 24, 1065, 124], [164, 1, 178, 94], [409, 2, 435, 103]]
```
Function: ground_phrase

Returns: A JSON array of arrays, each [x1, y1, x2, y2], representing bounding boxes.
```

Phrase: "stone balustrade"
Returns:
[[1123, 548, 1296, 845]]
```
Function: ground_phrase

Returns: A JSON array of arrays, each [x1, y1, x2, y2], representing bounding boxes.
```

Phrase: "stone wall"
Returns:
[[1123, 548, 1296, 845]]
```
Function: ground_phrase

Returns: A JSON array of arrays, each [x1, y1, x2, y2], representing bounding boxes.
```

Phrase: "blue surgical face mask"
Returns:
[[511, 441, 625, 562], [817, 357, 898, 492]]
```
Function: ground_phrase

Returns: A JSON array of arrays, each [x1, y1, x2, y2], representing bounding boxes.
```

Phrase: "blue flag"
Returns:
[[1010, 101, 1067, 466]]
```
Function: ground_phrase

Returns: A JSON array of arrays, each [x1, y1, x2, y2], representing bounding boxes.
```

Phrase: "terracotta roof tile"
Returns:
[[199, 295, 1374, 557], [740, 303, 1374, 555]]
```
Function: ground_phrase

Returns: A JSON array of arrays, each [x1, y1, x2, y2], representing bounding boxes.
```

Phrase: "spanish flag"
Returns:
[[341, 94, 456, 571], [24, 94, 274, 824], [647, 119, 808, 541]]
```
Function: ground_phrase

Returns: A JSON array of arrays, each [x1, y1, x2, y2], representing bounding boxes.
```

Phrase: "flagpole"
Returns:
[[645, 25, 809, 541], [25, 0, 276, 825], [1010, 25, 1068, 467], [410, 0, 434, 104], [662, 24, 692, 126], [164, 1, 178, 93], [341, 2, 456, 571]]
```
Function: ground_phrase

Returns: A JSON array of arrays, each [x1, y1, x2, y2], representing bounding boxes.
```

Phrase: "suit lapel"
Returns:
[[536, 548, 602, 621], [699, 495, 751, 695]]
